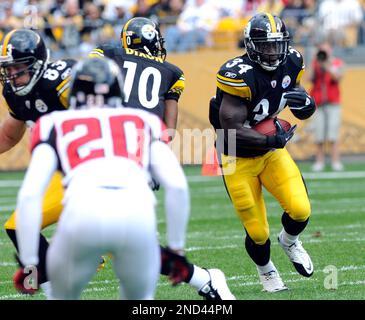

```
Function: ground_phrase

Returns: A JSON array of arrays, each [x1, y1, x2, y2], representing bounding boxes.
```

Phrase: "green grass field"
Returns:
[[0, 162, 365, 300]]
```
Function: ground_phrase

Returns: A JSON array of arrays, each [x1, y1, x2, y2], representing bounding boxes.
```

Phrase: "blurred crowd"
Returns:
[[0, 0, 365, 58]]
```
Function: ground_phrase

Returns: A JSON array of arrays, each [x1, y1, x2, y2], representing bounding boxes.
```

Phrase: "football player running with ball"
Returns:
[[89, 17, 235, 300], [209, 13, 316, 292], [0, 29, 76, 297]]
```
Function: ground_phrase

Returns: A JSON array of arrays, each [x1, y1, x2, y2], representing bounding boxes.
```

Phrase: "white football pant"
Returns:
[[47, 186, 160, 299]]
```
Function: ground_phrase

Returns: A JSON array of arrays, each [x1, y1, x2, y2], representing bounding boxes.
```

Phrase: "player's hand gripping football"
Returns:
[[13, 254, 40, 295], [266, 118, 297, 149], [161, 247, 190, 286]]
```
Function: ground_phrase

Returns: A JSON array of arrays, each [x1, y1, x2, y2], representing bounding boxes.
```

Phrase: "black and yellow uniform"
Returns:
[[210, 48, 311, 245], [89, 45, 185, 119], [4, 58, 76, 230], [212, 48, 304, 157]]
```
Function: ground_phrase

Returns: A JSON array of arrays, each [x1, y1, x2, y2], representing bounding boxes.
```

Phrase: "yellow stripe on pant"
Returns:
[[4, 172, 64, 230], [221, 148, 311, 245]]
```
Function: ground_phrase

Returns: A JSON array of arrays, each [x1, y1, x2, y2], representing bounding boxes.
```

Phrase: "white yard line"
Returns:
[[1, 264, 365, 299], [0, 180, 22, 187]]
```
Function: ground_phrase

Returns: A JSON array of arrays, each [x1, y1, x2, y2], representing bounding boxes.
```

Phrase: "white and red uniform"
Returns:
[[16, 107, 190, 300]]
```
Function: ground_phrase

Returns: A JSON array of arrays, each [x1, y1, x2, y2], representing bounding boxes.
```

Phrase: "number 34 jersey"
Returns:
[[2, 59, 76, 126], [31, 107, 168, 190], [214, 47, 305, 129], [89, 45, 185, 120]]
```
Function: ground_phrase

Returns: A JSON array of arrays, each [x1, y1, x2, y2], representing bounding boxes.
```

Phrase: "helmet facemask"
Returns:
[[0, 46, 49, 96], [245, 32, 289, 71], [244, 13, 290, 72], [146, 32, 166, 61]]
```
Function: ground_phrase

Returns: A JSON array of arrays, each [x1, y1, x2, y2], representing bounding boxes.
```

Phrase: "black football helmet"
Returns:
[[244, 13, 290, 71], [0, 29, 49, 96], [121, 17, 166, 60], [68, 57, 125, 109]]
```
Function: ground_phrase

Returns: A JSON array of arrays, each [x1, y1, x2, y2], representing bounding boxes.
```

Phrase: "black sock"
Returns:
[[6, 229, 49, 284], [281, 212, 309, 236], [245, 234, 271, 266]]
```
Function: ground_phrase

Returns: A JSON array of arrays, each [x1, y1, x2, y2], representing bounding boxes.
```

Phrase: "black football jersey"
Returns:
[[212, 47, 304, 157], [2, 59, 76, 127], [89, 45, 185, 120]]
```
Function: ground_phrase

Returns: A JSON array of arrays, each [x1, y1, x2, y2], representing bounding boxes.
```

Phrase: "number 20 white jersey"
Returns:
[[30, 107, 169, 194]]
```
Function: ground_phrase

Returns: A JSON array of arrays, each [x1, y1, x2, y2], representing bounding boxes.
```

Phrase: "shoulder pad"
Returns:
[[43, 60, 75, 87], [216, 57, 253, 100], [89, 47, 105, 58], [288, 47, 304, 70], [89, 44, 117, 58], [43, 59, 75, 107], [287, 47, 305, 84], [164, 60, 184, 76]]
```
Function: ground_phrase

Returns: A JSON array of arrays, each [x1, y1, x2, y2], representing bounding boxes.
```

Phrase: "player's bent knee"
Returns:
[[245, 221, 269, 245], [287, 199, 311, 222]]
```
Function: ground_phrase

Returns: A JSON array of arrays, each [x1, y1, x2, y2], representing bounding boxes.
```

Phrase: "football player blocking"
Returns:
[[0, 29, 76, 297], [210, 13, 316, 292], [15, 57, 190, 299], [0, 20, 235, 299]]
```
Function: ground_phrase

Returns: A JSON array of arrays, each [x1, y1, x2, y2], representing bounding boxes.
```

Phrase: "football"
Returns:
[[253, 118, 291, 136]]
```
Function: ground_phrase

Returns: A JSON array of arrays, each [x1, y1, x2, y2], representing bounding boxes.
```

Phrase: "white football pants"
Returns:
[[47, 186, 160, 300]]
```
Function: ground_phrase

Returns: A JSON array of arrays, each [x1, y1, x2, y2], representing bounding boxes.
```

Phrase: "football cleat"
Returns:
[[198, 269, 236, 300], [257, 268, 288, 293], [278, 237, 314, 277]]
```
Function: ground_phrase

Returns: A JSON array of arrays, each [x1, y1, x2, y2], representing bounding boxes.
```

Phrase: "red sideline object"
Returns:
[[201, 147, 222, 176]]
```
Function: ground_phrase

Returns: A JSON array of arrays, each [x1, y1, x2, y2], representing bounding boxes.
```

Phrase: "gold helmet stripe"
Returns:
[[1, 29, 18, 56], [121, 19, 135, 49], [266, 13, 277, 33]]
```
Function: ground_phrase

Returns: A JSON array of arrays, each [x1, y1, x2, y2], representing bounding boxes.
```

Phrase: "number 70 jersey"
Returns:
[[89, 45, 185, 119], [30, 107, 169, 188]]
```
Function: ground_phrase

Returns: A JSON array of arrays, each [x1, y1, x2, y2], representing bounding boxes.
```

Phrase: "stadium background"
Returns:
[[1, 0, 365, 169], [1, 0, 365, 301]]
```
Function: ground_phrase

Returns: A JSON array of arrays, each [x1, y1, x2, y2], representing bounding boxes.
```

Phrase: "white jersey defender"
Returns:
[[16, 107, 190, 299]]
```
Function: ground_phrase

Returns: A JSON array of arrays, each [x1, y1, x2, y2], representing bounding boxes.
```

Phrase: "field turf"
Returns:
[[0, 162, 364, 300]]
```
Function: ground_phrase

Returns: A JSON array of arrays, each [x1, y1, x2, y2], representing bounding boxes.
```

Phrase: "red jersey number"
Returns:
[[61, 115, 146, 169]]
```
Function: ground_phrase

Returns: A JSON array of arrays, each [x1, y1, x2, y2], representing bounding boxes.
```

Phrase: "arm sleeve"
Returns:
[[16, 143, 58, 266], [150, 140, 190, 251], [166, 73, 185, 101]]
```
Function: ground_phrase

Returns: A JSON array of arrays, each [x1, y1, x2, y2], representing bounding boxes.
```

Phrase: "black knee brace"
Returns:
[[281, 212, 309, 236], [245, 234, 271, 266]]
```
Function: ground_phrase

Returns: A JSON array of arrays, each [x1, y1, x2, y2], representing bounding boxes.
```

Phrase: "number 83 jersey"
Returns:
[[2, 59, 76, 126], [215, 47, 304, 128]]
